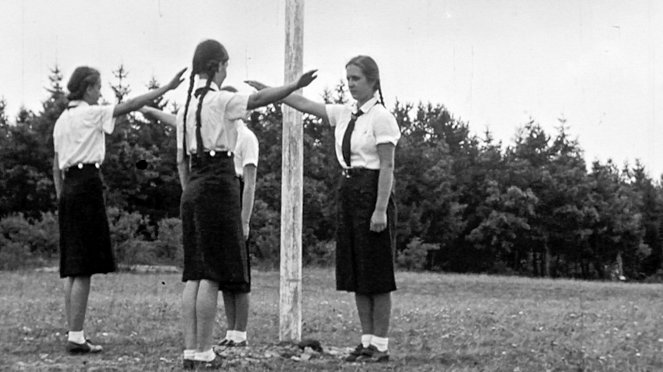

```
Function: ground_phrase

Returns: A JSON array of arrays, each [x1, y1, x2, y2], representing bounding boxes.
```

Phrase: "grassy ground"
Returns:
[[1, 268, 662, 371]]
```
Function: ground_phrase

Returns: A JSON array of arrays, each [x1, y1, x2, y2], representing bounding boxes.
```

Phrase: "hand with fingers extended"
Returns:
[[296, 69, 318, 89], [244, 80, 270, 91], [166, 67, 188, 90]]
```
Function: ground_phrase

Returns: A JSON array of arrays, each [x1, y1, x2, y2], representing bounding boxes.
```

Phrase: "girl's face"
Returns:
[[346, 65, 375, 105], [85, 78, 102, 105]]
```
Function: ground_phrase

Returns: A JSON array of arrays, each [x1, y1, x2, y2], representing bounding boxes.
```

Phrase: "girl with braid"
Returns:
[[176, 39, 316, 369], [246, 55, 399, 363], [52, 66, 186, 354]]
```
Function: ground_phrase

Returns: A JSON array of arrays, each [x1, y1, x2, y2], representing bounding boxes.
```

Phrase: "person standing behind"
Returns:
[[246, 55, 399, 363], [53, 66, 186, 354], [175, 39, 316, 369], [216, 85, 259, 348]]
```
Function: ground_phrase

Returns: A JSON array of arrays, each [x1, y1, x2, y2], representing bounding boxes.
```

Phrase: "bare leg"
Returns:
[[354, 293, 374, 335], [64, 277, 73, 329], [371, 293, 391, 338], [182, 281, 199, 350], [196, 280, 219, 351], [221, 291, 236, 333], [233, 293, 249, 332], [69, 276, 91, 332]]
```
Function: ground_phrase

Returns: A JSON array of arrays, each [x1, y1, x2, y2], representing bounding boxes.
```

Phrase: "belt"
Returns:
[[191, 150, 233, 159], [63, 163, 100, 178], [341, 168, 379, 178]]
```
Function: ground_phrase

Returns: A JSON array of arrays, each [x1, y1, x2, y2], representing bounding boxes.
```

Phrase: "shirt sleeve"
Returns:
[[224, 93, 250, 121], [90, 105, 116, 134], [242, 130, 260, 167], [373, 110, 401, 145], [325, 104, 345, 127]]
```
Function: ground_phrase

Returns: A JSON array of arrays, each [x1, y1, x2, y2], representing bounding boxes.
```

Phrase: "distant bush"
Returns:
[[154, 217, 183, 266], [107, 207, 156, 266], [397, 237, 437, 271], [305, 240, 335, 267], [0, 213, 57, 270]]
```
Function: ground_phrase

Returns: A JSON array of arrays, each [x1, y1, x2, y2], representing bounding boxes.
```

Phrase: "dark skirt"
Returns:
[[58, 165, 115, 278], [181, 154, 249, 293], [336, 168, 397, 294]]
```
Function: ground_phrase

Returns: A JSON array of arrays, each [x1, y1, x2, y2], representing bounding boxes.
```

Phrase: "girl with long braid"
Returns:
[[52, 66, 186, 354], [176, 39, 316, 369], [246, 55, 399, 363]]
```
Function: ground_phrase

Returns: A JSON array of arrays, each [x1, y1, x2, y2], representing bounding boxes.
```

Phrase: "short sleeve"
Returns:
[[242, 130, 260, 167], [373, 110, 401, 145], [325, 104, 345, 127], [224, 93, 249, 121], [89, 105, 116, 134]]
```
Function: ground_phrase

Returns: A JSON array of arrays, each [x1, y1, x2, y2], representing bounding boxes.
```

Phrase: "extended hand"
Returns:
[[244, 80, 269, 91], [370, 210, 388, 232], [167, 67, 188, 90], [243, 224, 250, 241], [296, 69, 318, 89]]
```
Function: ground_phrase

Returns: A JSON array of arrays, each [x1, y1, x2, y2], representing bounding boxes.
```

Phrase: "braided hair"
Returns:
[[66, 66, 100, 102], [345, 55, 385, 106], [181, 40, 229, 160]]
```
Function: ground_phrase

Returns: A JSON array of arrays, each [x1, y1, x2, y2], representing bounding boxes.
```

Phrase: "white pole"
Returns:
[[280, 0, 304, 342]]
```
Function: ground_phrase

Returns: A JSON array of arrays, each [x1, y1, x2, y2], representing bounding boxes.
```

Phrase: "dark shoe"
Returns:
[[217, 338, 232, 346], [357, 345, 389, 362], [182, 359, 196, 370], [196, 355, 225, 369], [66, 339, 103, 354], [344, 344, 365, 362], [227, 340, 247, 347]]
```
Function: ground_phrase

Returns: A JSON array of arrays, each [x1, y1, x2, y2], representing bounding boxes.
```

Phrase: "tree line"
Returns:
[[1, 65, 662, 281]]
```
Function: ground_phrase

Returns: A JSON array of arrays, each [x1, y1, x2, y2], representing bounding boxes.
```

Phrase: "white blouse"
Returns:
[[53, 101, 116, 170], [176, 79, 249, 155], [325, 97, 400, 170], [233, 120, 259, 177]]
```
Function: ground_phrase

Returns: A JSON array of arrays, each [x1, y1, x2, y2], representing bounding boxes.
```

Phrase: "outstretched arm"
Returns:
[[140, 106, 177, 127], [245, 70, 318, 111], [113, 68, 187, 117], [245, 80, 327, 121]]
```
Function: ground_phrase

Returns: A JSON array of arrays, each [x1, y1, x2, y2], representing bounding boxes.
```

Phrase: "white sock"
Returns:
[[361, 334, 372, 348], [194, 349, 216, 362], [234, 331, 247, 342], [225, 330, 233, 341], [68, 330, 85, 344], [183, 349, 196, 360], [371, 336, 388, 352]]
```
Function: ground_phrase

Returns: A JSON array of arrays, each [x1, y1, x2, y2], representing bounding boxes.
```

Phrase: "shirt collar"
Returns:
[[67, 100, 89, 109], [194, 78, 218, 91], [354, 96, 379, 115]]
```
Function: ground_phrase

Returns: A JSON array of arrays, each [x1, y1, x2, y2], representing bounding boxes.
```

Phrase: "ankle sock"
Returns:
[[194, 349, 216, 362], [183, 349, 196, 360], [234, 330, 247, 342], [371, 336, 388, 352], [361, 334, 373, 348], [68, 330, 85, 344], [224, 330, 233, 341]]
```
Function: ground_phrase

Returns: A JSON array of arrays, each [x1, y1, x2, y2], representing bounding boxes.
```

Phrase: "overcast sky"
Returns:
[[2, 0, 662, 177]]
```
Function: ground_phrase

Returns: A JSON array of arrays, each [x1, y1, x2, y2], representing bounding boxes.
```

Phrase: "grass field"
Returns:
[[1, 268, 662, 371]]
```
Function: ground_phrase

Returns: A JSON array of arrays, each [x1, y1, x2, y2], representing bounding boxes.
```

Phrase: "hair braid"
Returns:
[[181, 70, 196, 160], [194, 61, 218, 160], [377, 81, 385, 107]]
